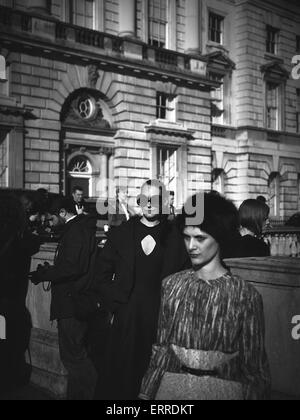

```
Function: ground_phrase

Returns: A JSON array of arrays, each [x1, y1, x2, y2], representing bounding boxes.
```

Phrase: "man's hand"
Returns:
[[30, 262, 51, 285]]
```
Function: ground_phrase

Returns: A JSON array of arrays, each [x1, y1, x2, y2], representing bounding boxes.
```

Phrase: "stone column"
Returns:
[[185, 0, 201, 55], [118, 0, 136, 38], [27, 0, 51, 15]]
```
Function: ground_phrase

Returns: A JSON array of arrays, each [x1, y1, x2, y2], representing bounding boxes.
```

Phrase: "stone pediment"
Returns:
[[145, 120, 195, 146], [261, 61, 290, 81], [206, 51, 236, 71]]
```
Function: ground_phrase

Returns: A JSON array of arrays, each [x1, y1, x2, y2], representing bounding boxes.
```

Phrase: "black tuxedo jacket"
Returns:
[[93, 217, 191, 314]]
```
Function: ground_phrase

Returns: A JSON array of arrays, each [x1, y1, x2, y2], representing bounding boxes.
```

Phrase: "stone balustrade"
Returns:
[[263, 227, 300, 257], [0, 5, 208, 79]]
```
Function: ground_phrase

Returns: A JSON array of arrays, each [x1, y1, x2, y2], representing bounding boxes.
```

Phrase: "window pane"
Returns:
[[0, 134, 8, 188], [297, 36, 300, 53], [297, 89, 300, 133], [149, 0, 167, 46], [267, 82, 279, 130], [266, 26, 279, 54], [157, 146, 177, 193], [209, 12, 223, 44]]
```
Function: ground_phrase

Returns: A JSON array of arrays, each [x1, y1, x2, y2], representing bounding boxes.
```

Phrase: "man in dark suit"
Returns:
[[108, 187, 136, 229], [72, 186, 88, 215], [94, 180, 190, 400], [31, 198, 98, 400]]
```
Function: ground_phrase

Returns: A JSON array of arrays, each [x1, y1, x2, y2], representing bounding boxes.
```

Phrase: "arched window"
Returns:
[[68, 156, 92, 174], [67, 155, 92, 198]]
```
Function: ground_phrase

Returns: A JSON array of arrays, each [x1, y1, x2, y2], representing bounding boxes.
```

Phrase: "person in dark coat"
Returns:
[[108, 187, 136, 229], [72, 186, 88, 215], [93, 180, 191, 400], [0, 193, 40, 395], [31, 198, 98, 400]]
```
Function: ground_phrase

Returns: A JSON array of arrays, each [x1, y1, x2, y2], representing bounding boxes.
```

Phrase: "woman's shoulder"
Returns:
[[227, 272, 262, 302], [162, 269, 194, 288]]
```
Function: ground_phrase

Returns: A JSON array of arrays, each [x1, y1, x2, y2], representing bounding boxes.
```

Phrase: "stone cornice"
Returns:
[[145, 120, 195, 142], [0, 6, 219, 92]]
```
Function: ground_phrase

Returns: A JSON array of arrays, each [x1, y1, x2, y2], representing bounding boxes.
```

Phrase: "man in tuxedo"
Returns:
[[72, 186, 88, 215], [94, 180, 190, 400], [31, 198, 98, 400]]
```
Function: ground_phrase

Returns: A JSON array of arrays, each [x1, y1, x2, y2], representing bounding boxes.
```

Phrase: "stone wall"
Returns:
[[226, 256, 300, 399]]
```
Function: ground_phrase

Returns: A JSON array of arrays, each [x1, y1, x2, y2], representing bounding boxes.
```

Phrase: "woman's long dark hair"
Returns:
[[0, 193, 26, 258], [239, 199, 269, 237]]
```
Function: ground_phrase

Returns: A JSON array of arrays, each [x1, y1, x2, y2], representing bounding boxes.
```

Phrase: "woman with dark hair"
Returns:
[[139, 193, 271, 400], [238, 199, 270, 258]]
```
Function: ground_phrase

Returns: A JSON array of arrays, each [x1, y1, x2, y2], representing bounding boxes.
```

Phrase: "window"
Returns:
[[0, 55, 8, 97], [0, 55, 6, 82], [297, 89, 300, 133], [67, 156, 92, 197], [148, 0, 168, 48], [156, 92, 176, 121], [296, 36, 300, 53], [157, 146, 177, 194], [210, 73, 224, 125], [266, 26, 279, 54], [269, 173, 280, 217], [1, 0, 16, 8], [209, 12, 224, 44], [266, 82, 280, 130], [0, 132, 8, 188], [77, 96, 97, 120], [63, 0, 95, 29]]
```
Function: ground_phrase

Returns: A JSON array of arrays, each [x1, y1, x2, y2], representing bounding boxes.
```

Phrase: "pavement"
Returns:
[[0, 384, 53, 401]]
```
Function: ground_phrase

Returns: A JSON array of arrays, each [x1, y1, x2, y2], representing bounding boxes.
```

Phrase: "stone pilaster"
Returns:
[[185, 0, 201, 55], [118, 0, 136, 38]]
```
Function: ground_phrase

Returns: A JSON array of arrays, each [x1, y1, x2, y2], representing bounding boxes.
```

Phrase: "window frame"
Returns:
[[265, 80, 285, 132], [266, 81, 279, 131], [0, 132, 9, 188], [148, 0, 168, 49], [266, 25, 279, 55], [156, 144, 178, 202], [156, 92, 176, 121], [62, 0, 103, 30], [208, 12, 224, 45], [296, 35, 300, 53], [268, 172, 281, 218], [296, 89, 300, 134]]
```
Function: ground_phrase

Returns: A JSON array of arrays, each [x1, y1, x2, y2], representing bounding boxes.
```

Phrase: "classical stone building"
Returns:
[[0, 0, 300, 217]]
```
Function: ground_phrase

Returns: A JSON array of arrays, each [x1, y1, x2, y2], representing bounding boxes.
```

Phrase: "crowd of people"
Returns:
[[0, 181, 272, 400]]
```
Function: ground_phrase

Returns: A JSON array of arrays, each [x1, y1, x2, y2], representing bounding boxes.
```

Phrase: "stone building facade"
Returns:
[[0, 0, 299, 217]]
